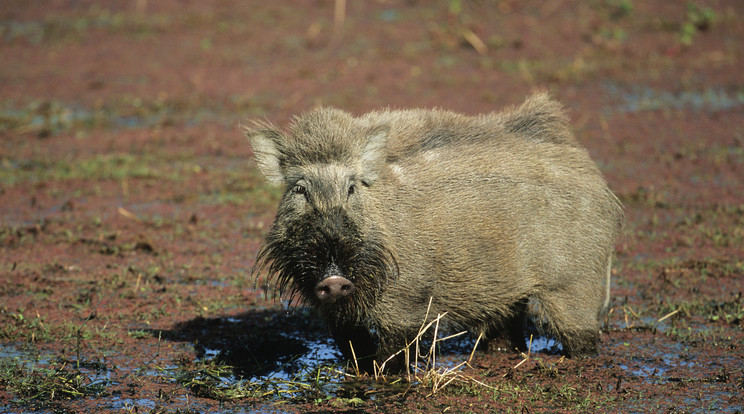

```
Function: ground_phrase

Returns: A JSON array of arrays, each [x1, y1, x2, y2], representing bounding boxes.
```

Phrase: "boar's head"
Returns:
[[244, 108, 397, 324]]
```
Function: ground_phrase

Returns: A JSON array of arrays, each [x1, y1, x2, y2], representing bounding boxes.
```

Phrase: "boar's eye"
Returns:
[[347, 183, 356, 196], [292, 184, 306, 195]]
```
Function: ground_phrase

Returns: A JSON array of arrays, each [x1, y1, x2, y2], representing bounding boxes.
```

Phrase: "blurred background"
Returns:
[[3, 1, 740, 122]]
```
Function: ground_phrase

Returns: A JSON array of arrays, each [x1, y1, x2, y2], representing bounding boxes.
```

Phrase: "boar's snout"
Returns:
[[315, 276, 355, 302]]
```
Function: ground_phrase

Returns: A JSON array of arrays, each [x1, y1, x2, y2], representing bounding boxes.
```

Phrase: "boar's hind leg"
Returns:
[[562, 330, 599, 357], [539, 293, 601, 357]]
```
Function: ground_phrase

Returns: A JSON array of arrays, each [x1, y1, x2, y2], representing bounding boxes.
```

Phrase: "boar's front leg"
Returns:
[[330, 323, 378, 374], [504, 298, 529, 352]]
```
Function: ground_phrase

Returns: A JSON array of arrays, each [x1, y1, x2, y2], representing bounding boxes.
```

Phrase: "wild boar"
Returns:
[[244, 92, 623, 373]]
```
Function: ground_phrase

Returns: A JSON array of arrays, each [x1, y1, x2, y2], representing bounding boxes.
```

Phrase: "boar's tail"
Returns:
[[601, 189, 625, 320], [602, 254, 613, 316]]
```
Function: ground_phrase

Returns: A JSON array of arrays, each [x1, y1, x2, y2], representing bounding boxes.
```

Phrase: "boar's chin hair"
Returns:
[[252, 225, 398, 324]]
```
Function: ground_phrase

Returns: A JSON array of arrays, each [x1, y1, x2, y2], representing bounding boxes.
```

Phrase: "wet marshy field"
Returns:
[[2, 1, 743, 412]]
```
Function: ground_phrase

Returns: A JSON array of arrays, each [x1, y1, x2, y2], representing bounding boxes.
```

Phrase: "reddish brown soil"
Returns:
[[1, 1, 743, 413]]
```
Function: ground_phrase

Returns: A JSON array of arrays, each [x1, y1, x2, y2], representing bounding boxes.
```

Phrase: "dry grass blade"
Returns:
[[657, 309, 679, 323], [468, 332, 483, 364], [374, 298, 496, 395], [349, 340, 360, 377], [511, 334, 533, 370], [462, 29, 488, 55], [117, 206, 140, 221]]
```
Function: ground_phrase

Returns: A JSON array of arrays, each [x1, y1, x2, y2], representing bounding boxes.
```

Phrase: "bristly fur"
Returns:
[[253, 207, 398, 325], [245, 92, 624, 371]]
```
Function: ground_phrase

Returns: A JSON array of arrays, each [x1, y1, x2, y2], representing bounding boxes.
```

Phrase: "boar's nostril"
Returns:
[[315, 276, 355, 301]]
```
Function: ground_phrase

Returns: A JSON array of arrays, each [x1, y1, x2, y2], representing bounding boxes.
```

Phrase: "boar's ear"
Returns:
[[359, 125, 389, 184], [243, 124, 285, 184]]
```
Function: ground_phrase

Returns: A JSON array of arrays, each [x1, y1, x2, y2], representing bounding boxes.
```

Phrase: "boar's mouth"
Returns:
[[253, 209, 397, 322]]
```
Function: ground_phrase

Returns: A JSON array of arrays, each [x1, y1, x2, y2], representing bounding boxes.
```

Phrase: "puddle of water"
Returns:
[[203, 347, 221, 359], [618, 363, 668, 378], [190, 317, 527, 398], [106, 397, 157, 411], [0, 343, 35, 360], [170, 396, 297, 414], [608, 316, 668, 333], [604, 83, 744, 113], [682, 383, 742, 413], [0, 101, 235, 135], [0, 343, 57, 371], [613, 336, 698, 384], [527, 335, 562, 354], [244, 335, 341, 383]]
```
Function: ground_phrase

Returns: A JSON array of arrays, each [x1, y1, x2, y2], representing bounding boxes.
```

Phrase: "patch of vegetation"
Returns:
[[656, 258, 744, 293], [201, 169, 283, 209], [659, 296, 743, 328], [128, 329, 153, 339], [604, 0, 635, 20], [1, 152, 183, 187], [486, 378, 615, 412], [707, 298, 744, 326], [664, 319, 735, 346], [0, 96, 232, 138], [619, 185, 670, 208], [0, 308, 53, 342], [75, 232, 159, 258], [169, 357, 345, 402], [0, 356, 107, 403], [680, 2, 716, 46], [594, 25, 628, 46]]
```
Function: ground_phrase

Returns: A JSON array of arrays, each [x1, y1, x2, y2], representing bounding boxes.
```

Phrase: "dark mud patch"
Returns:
[[159, 309, 338, 380]]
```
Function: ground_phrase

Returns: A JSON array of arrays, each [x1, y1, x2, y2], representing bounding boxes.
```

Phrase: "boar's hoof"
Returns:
[[315, 276, 355, 301]]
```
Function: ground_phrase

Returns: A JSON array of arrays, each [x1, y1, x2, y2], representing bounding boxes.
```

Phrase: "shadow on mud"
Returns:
[[156, 308, 340, 379], [155, 305, 566, 383]]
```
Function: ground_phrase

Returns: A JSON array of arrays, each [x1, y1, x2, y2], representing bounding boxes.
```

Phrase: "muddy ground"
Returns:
[[1, 1, 743, 412]]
